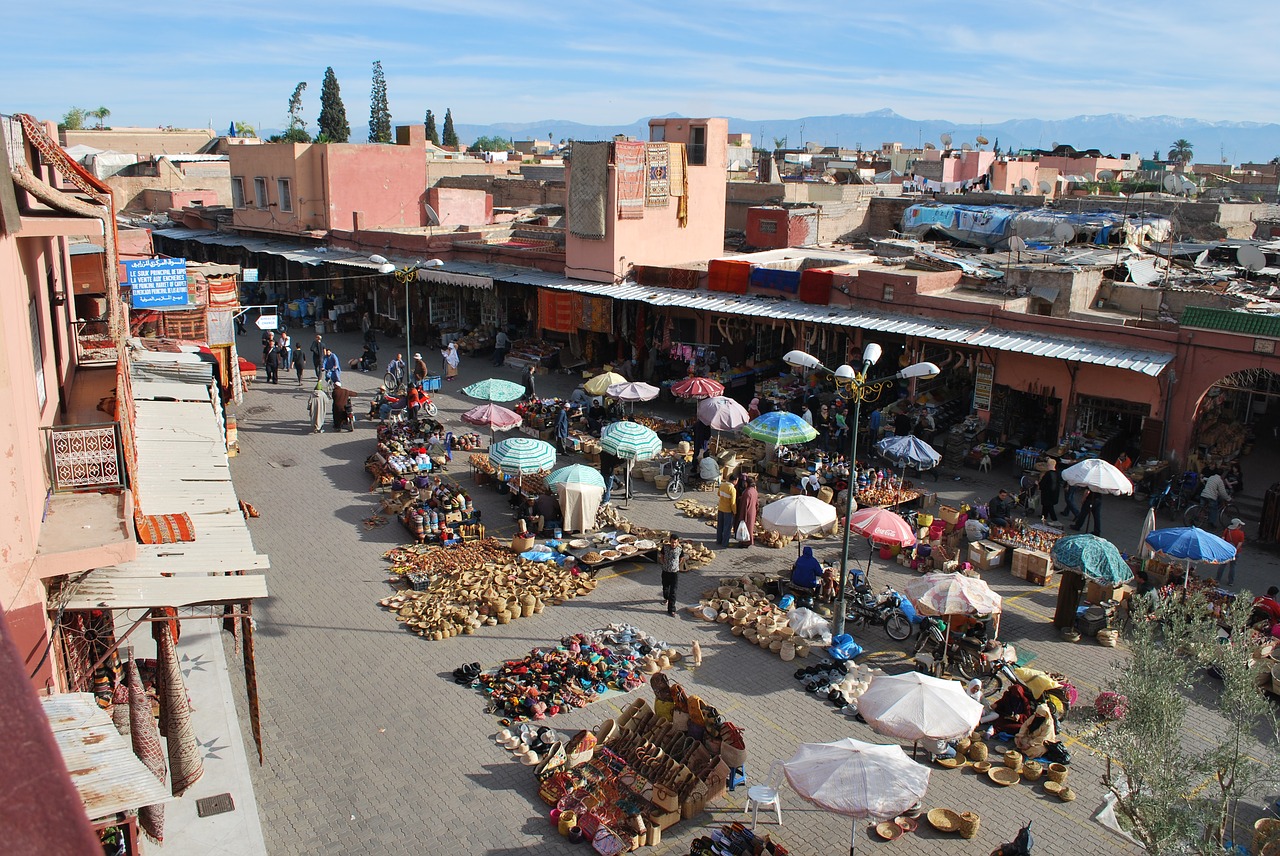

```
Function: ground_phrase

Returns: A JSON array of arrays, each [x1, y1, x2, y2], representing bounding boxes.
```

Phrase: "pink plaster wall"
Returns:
[[427, 187, 492, 227], [1037, 155, 1129, 180], [565, 118, 728, 283]]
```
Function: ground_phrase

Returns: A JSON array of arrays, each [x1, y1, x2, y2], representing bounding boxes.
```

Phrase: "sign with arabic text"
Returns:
[[126, 258, 189, 308]]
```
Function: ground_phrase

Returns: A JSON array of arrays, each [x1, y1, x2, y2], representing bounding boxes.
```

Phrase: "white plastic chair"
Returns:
[[743, 760, 784, 828]]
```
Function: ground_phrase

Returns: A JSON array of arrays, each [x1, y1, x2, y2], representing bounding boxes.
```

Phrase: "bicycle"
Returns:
[[383, 368, 406, 395], [1184, 498, 1240, 530]]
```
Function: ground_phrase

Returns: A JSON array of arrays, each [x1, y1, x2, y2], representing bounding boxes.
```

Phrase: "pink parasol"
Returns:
[[847, 507, 917, 547], [462, 403, 522, 442], [671, 376, 725, 399]]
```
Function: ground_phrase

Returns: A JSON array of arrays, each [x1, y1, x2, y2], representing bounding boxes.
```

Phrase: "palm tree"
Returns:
[[90, 106, 111, 129], [1168, 139, 1194, 166]]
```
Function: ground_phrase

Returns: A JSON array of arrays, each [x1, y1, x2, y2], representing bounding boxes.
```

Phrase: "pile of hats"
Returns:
[[472, 627, 673, 723], [495, 723, 565, 766]]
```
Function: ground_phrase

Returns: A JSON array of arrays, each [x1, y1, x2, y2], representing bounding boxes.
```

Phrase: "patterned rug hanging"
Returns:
[[615, 141, 646, 221], [646, 143, 670, 207]]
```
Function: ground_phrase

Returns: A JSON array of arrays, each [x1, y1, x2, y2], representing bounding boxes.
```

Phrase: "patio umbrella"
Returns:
[[1051, 534, 1133, 585], [461, 403, 522, 443], [761, 495, 839, 555], [903, 572, 1002, 617], [697, 396, 750, 430], [857, 672, 983, 754], [1145, 526, 1236, 588], [462, 378, 525, 403], [584, 372, 626, 396], [847, 507, 916, 547], [742, 412, 818, 459], [782, 738, 931, 856], [546, 464, 606, 489], [605, 381, 660, 402], [489, 436, 557, 492], [1138, 507, 1157, 558], [600, 421, 662, 507], [672, 376, 724, 400], [1061, 458, 1134, 496], [875, 435, 941, 471]]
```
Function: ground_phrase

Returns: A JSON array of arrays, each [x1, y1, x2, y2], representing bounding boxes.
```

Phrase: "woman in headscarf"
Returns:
[[790, 546, 822, 592], [308, 381, 330, 434], [441, 341, 460, 381], [1015, 702, 1057, 759], [736, 476, 758, 547]]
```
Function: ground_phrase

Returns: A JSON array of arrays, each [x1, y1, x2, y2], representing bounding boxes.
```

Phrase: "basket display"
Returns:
[[988, 767, 1021, 787], [926, 808, 961, 833]]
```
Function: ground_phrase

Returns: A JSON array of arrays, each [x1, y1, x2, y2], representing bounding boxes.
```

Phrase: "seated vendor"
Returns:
[[964, 515, 990, 543], [790, 546, 823, 594], [569, 386, 591, 408], [987, 489, 1015, 526], [530, 492, 562, 535], [1252, 586, 1280, 627], [698, 451, 721, 483]]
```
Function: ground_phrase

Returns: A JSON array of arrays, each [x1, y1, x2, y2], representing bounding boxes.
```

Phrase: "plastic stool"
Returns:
[[727, 765, 747, 791], [743, 761, 784, 828]]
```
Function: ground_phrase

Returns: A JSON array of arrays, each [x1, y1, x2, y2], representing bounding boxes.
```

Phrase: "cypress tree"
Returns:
[[317, 67, 350, 142], [424, 110, 440, 146], [441, 108, 458, 148], [368, 60, 392, 143]]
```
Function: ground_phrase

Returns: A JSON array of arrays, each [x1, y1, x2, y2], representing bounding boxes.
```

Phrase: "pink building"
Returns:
[[564, 118, 727, 283], [915, 149, 996, 183], [228, 137, 428, 236]]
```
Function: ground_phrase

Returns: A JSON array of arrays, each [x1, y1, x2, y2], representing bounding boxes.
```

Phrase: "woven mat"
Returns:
[[615, 140, 646, 220], [136, 512, 196, 544], [568, 141, 609, 240], [646, 142, 670, 207]]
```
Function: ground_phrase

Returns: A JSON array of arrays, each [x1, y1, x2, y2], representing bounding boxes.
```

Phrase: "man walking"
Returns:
[[492, 328, 511, 366], [332, 382, 355, 432], [291, 343, 306, 383], [310, 334, 325, 379], [521, 364, 537, 401], [264, 337, 281, 384], [554, 402, 571, 454], [386, 353, 406, 388], [1219, 518, 1246, 587], [659, 532, 683, 617], [716, 475, 738, 547]]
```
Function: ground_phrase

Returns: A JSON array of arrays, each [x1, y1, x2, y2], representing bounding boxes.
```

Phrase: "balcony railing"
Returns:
[[72, 319, 118, 365], [44, 422, 126, 492]]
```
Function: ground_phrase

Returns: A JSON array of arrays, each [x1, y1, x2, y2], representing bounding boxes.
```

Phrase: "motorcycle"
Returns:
[[913, 617, 1017, 693], [844, 581, 916, 641]]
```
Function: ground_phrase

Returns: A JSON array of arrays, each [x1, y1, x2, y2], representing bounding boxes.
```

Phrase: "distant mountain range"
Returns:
[[451, 109, 1280, 164]]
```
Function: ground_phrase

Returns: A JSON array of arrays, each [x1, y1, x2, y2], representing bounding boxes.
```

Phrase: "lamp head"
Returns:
[[378, 263, 396, 274], [861, 342, 883, 367], [421, 259, 444, 268], [834, 364, 856, 382], [783, 350, 822, 370], [368, 254, 389, 265], [898, 361, 941, 380]]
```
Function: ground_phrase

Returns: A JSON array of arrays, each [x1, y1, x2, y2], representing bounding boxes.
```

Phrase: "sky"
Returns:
[[3, 0, 1277, 134]]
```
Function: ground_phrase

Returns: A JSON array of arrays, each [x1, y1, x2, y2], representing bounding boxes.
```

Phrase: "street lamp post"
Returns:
[[783, 346, 939, 638], [371, 256, 443, 383]]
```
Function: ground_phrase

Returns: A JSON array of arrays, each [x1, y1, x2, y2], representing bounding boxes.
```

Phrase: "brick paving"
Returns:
[[223, 329, 1280, 855]]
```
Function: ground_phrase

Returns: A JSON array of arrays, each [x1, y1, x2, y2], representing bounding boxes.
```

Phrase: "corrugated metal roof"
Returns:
[[530, 279, 1175, 377], [63, 349, 269, 610], [1181, 306, 1280, 338], [43, 693, 174, 819]]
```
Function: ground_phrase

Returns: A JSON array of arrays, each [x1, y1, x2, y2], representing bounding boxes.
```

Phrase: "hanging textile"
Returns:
[[750, 268, 801, 294], [111, 681, 131, 737], [615, 141, 646, 221], [708, 259, 751, 294], [128, 655, 166, 843], [669, 268, 701, 290], [675, 143, 689, 227], [668, 143, 686, 197], [568, 141, 609, 240], [538, 290, 578, 333], [798, 269, 835, 306], [645, 142, 670, 207], [579, 296, 614, 334], [154, 614, 203, 797], [633, 265, 670, 287]]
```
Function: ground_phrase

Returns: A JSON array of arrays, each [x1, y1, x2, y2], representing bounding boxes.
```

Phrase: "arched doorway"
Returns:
[[1190, 368, 1280, 514]]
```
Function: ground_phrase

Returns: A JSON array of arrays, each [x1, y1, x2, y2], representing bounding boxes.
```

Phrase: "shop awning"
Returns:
[[418, 269, 493, 290], [61, 572, 268, 610], [42, 693, 174, 819]]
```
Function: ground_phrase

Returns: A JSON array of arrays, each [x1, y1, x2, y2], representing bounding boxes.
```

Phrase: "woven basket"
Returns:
[[967, 742, 988, 762], [1047, 762, 1069, 784], [1255, 819, 1280, 855], [1004, 750, 1023, 771], [1022, 761, 1043, 781], [655, 476, 672, 490], [957, 811, 981, 839]]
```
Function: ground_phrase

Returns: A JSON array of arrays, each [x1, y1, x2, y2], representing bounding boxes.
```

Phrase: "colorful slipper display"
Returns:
[[472, 625, 676, 721]]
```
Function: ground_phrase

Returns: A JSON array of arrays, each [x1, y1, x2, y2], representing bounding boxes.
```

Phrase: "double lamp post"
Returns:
[[783, 345, 939, 638], [371, 255, 444, 379]]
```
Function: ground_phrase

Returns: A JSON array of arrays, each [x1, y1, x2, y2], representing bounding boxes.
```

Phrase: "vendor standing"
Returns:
[[521, 365, 537, 401], [412, 353, 428, 384], [716, 477, 738, 547], [492, 328, 512, 367], [554, 402, 572, 453]]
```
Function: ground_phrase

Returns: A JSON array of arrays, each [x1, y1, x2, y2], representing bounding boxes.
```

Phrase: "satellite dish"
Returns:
[[960, 142, 973, 152], [1162, 173, 1182, 193], [940, 132, 953, 148], [1238, 246, 1266, 272], [1194, 250, 1210, 268], [1009, 236, 1027, 252], [1179, 176, 1197, 194], [976, 135, 989, 146], [1053, 223, 1076, 243], [1098, 170, 1115, 181], [1018, 178, 1033, 193], [424, 203, 441, 226], [923, 142, 936, 150], [1037, 180, 1053, 194]]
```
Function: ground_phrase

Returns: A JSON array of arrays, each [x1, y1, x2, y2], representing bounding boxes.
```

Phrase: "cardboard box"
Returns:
[[939, 505, 960, 525], [1011, 547, 1051, 580], [967, 539, 1007, 570], [1026, 566, 1054, 587], [1087, 579, 1133, 604]]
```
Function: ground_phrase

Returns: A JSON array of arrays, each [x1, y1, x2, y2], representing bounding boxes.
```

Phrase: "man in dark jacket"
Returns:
[[1038, 460, 1061, 522], [310, 334, 325, 378], [332, 382, 356, 431]]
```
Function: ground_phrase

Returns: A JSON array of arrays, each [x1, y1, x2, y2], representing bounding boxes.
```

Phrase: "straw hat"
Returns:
[[517, 747, 540, 765]]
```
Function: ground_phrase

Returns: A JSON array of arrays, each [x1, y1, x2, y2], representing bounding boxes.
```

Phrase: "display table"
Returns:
[[990, 522, 1063, 554], [855, 487, 921, 509]]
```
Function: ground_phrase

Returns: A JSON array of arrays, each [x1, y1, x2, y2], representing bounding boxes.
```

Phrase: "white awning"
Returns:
[[419, 269, 493, 290], [62, 573, 269, 610], [43, 693, 174, 819]]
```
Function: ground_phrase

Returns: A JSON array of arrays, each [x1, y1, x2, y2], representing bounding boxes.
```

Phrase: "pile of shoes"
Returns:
[[793, 661, 881, 712], [495, 723, 565, 766], [690, 822, 790, 856], [452, 661, 481, 685]]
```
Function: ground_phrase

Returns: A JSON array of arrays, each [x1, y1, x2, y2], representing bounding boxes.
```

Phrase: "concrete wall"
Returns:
[[436, 175, 565, 209], [60, 127, 215, 156], [424, 159, 519, 188], [142, 188, 219, 212], [1005, 265, 1101, 316], [726, 182, 901, 236], [1107, 283, 1239, 317], [566, 118, 729, 283], [427, 187, 492, 227], [105, 159, 231, 211]]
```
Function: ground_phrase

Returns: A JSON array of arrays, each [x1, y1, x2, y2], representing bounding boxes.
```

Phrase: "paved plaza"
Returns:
[[224, 329, 1280, 855]]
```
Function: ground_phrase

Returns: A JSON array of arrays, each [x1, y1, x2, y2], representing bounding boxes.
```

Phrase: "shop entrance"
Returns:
[[1191, 369, 1280, 507], [988, 385, 1061, 449]]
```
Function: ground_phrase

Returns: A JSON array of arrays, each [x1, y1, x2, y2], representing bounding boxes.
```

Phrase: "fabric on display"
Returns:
[[568, 141, 610, 240], [539, 290, 579, 333], [579, 296, 613, 334], [798, 269, 834, 305], [675, 143, 689, 227], [207, 278, 238, 307], [615, 141, 646, 221], [134, 512, 196, 544], [750, 267, 801, 294], [128, 656, 166, 843], [668, 267, 701, 290], [154, 615, 204, 797], [645, 142, 670, 207], [708, 259, 751, 294], [633, 265, 670, 288], [556, 482, 602, 532], [668, 143, 685, 197]]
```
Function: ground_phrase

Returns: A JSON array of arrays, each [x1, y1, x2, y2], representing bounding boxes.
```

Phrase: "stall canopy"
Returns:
[[556, 482, 602, 533]]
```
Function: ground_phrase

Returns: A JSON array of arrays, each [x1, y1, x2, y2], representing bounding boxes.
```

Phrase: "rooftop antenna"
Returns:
[[1037, 179, 1053, 195], [940, 132, 953, 150], [1238, 245, 1265, 283]]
